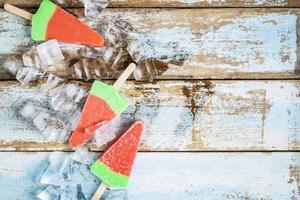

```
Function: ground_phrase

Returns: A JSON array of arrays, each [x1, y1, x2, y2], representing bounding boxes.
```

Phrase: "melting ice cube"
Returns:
[[73, 164, 100, 199], [94, 116, 122, 146], [104, 189, 128, 200], [41, 74, 65, 94], [16, 67, 44, 86], [84, 0, 108, 18], [19, 102, 37, 120], [67, 109, 82, 130], [71, 147, 94, 165], [44, 127, 70, 142], [66, 84, 79, 99], [48, 152, 67, 168], [74, 88, 88, 103], [50, 83, 87, 112], [60, 185, 85, 200], [40, 164, 64, 186], [37, 185, 60, 200], [22, 46, 42, 68], [33, 112, 51, 132], [36, 40, 65, 67], [3, 55, 23, 75]]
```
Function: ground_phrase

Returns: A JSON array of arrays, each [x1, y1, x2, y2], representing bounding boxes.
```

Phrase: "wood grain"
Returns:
[[0, 8, 299, 79], [0, 0, 300, 8], [0, 152, 299, 199], [0, 80, 299, 151]]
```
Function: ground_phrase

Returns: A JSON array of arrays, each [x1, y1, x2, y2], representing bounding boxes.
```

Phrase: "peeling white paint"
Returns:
[[0, 81, 299, 151], [196, 13, 297, 72], [124, 12, 298, 73], [0, 152, 298, 199], [0, 12, 33, 54], [131, 153, 299, 199], [129, 27, 198, 63], [0, 10, 298, 75]]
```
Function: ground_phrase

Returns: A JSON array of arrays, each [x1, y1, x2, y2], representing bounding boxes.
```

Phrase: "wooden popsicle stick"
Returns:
[[4, 4, 33, 21], [113, 63, 136, 90], [91, 182, 107, 200]]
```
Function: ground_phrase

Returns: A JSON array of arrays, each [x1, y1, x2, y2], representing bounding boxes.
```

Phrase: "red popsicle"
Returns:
[[90, 121, 144, 199], [4, 1, 104, 46]]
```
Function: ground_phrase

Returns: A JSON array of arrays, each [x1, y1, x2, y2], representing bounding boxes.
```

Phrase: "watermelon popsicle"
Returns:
[[4, 1, 104, 46], [90, 121, 144, 200], [69, 63, 136, 148]]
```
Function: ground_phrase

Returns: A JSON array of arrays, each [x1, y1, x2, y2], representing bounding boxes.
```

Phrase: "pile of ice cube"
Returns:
[[4, 39, 137, 144], [37, 149, 128, 200], [1, 1, 172, 198], [5, 37, 169, 85], [16, 71, 88, 141]]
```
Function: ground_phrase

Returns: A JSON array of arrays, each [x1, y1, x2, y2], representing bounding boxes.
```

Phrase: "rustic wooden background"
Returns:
[[0, 0, 299, 199]]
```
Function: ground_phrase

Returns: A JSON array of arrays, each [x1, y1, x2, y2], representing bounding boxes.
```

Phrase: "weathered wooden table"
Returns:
[[0, 0, 299, 199]]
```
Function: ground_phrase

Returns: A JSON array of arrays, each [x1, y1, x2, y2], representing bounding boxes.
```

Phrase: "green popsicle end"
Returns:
[[90, 80, 128, 115], [31, 0, 56, 40], [90, 160, 129, 188]]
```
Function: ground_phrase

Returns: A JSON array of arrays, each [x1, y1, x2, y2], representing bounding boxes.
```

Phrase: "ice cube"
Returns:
[[110, 49, 124, 70], [50, 91, 64, 105], [3, 55, 23, 75], [74, 88, 88, 103], [67, 109, 82, 130], [33, 112, 51, 131], [48, 152, 67, 167], [44, 127, 70, 142], [36, 40, 64, 66], [94, 116, 122, 146], [37, 185, 60, 200], [103, 23, 128, 47], [133, 60, 156, 82], [83, 60, 93, 80], [57, 128, 71, 142], [74, 164, 100, 199], [61, 160, 81, 182], [51, 93, 68, 111], [50, 83, 85, 112], [59, 156, 74, 173], [103, 47, 118, 64], [71, 147, 94, 165], [127, 40, 146, 63], [79, 46, 103, 59], [42, 155, 74, 185], [41, 74, 65, 94], [104, 189, 128, 200], [16, 67, 44, 86], [42, 126, 57, 139], [40, 164, 64, 186], [51, 93, 77, 112], [64, 102, 77, 111], [73, 58, 108, 80], [84, 0, 108, 18], [56, 0, 68, 4], [60, 185, 85, 200], [94, 126, 116, 147], [133, 59, 169, 81], [73, 61, 84, 79], [22, 46, 40, 67], [19, 102, 37, 119], [66, 84, 79, 99]]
